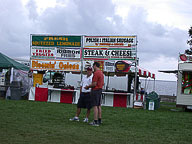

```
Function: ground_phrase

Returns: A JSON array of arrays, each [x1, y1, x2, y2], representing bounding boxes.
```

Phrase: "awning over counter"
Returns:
[[137, 66, 155, 79]]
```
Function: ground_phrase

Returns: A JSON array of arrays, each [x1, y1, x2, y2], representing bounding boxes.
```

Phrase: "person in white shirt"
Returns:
[[69, 67, 93, 122]]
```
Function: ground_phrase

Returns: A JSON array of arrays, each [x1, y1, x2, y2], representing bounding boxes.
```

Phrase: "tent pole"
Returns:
[[133, 36, 138, 108], [133, 62, 137, 108], [127, 74, 129, 92], [106, 72, 109, 91], [144, 77, 147, 92], [153, 78, 156, 91]]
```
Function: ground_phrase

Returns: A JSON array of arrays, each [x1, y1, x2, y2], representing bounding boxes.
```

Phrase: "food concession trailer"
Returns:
[[160, 53, 192, 110], [177, 54, 192, 110]]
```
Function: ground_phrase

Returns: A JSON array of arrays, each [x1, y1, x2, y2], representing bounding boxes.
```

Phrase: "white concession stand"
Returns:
[[29, 35, 155, 108]]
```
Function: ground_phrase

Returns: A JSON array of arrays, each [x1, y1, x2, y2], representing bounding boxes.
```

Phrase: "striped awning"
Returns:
[[137, 66, 155, 79], [122, 61, 155, 79]]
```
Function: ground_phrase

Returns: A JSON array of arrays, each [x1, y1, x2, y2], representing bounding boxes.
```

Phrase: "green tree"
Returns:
[[187, 26, 192, 48]]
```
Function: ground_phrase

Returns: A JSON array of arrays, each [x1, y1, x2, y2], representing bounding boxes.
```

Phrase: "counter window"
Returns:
[[182, 71, 192, 94]]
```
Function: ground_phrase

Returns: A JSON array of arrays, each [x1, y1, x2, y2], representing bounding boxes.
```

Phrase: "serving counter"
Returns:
[[29, 86, 80, 104], [29, 87, 133, 108], [101, 91, 133, 108]]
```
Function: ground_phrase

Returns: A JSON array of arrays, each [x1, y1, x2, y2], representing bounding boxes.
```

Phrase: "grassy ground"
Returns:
[[0, 100, 191, 144]]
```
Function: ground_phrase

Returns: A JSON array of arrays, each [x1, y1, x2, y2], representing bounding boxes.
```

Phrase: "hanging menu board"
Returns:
[[84, 36, 137, 48], [82, 35, 137, 61], [30, 35, 137, 72], [30, 35, 82, 71], [32, 35, 81, 47], [82, 48, 136, 60], [31, 59, 81, 71], [56, 48, 81, 59]]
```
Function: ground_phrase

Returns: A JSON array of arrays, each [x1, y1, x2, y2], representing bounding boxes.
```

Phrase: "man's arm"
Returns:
[[84, 81, 97, 89], [80, 86, 82, 93]]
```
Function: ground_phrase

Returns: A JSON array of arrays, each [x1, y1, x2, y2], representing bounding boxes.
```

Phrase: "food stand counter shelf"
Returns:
[[29, 86, 80, 104], [48, 87, 77, 104], [102, 91, 133, 108]]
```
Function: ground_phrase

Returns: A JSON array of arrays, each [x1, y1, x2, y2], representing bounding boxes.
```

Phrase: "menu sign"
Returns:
[[32, 35, 81, 47], [56, 48, 81, 59], [115, 61, 131, 72], [104, 61, 115, 72], [31, 47, 55, 59], [82, 48, 136, 60], [84, 36, 137, 48], [82, 60, 104, 71], [31, 59, 81, 71]]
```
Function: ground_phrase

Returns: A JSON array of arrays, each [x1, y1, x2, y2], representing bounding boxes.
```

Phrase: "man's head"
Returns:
[[86, 67, 93, 76], [93, 62, 100, 71]]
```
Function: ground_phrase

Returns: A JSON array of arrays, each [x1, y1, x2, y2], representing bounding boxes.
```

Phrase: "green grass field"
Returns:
[[0, 100, 191, 144]]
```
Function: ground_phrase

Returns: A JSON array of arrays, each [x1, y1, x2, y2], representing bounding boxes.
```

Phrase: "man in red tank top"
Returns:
[[85, 62, 104, 126]]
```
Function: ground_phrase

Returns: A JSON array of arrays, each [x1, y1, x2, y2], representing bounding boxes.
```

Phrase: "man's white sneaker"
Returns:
[[83, 118, 89, 123], [69, 117, 79, 121]]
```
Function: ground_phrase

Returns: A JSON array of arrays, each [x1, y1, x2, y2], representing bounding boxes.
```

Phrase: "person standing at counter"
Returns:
[[140, 88, 145, 102], [69, 67, 93, 122], [85, 62, 104, 126]]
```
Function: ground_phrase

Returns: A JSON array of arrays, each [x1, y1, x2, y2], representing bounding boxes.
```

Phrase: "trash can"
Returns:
[[10, 81, 22, 100], [146, 91, 160, 110]]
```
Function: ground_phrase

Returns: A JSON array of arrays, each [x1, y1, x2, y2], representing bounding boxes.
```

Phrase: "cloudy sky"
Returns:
[[0, 0, 192, 80]]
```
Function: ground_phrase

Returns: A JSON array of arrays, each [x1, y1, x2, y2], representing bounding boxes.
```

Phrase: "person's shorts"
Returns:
[[90, 89, 102, 107], [77, 92, 91, 110]]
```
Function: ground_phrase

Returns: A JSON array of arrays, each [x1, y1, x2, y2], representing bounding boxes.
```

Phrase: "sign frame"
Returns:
[[56, 47, 81, 59], [82, 48, 136, 60], [31, 59, 81, 71], [84, 35, 137, 48], [31, 47, 56, 59], [31, 34, 82, 47]]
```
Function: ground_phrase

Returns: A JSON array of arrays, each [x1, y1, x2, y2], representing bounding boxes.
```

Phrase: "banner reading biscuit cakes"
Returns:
[[31, 59, 81, 71]]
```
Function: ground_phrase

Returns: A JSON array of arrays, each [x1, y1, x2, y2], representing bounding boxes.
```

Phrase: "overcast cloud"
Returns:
[[0, 0, 191, 80]]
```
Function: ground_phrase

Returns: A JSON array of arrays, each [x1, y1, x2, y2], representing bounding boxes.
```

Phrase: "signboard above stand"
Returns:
[[30, 35, 138, 73], [82, 48, 136, 60], [84, 36, 137, 48], [32, 35, 81, 47]]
